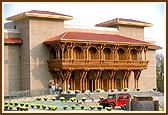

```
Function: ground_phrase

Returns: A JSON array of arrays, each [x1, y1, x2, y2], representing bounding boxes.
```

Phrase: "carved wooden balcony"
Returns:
[[47, 59, 149, 71]]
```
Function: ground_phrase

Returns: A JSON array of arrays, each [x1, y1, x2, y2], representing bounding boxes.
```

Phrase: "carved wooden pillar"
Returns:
[[85, 43, 90, 61], [70, 42, 74, 61], [98, 44, 105, 61], [114, 45, 118, 61], [80, 70, 88, 91], [137, 46, 143, 60], [134, 70, 141, 89], [122, 70, 131, 88], [95, 69, 102, 89], [144, 46, 148, 61], [66, 70, 72, 90], [57, 71, 65, 91], [60, 43, 65, 60], [67, 44, 70, 60], [126, 46, 131, 60], [109, 71, 116, 90], [57, 70, 72, 91]]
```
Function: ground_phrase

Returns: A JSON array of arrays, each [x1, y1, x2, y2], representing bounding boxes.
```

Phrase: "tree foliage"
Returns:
[[156, 53, 164, 93]]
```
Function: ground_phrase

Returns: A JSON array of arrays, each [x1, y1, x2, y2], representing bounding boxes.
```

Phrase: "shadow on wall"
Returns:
[[31, 44, 52, 88]]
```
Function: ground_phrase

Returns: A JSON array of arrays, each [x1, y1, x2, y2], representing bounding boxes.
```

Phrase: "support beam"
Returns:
[[134, 70, 141, 89], [80, 70, 88, 91], [95, 69, 103, 89], [109, 71, 116, 90]]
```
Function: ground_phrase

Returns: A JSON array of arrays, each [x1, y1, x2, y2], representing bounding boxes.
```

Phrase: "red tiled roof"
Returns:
[[6, 10, 73, 21], [4, 38, 23, 44], [26, 10, 73, 17], [95, 18, 152, 27], [44, 32, 151, 45], [148, 45, 162, 50]]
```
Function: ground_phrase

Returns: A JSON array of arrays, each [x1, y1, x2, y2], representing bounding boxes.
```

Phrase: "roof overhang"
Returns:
[[4, 38, 23, 45], [95, 18, 152, 27], [43, 32, 152, 47], [6, 12, 73, 21]]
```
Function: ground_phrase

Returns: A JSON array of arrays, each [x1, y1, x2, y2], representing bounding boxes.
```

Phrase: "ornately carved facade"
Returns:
[[4, 10, 161, 95], [44, 32, 150, 92]]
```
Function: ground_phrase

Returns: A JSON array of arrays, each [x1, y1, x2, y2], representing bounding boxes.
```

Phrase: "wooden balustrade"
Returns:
[[47, 59, 149, 71]]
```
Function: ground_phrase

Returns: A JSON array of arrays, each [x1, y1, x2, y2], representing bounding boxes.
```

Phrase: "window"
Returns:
[[108, 95, 116, 99], [117, 48, 126, 60], [88, 47, 97, 59]]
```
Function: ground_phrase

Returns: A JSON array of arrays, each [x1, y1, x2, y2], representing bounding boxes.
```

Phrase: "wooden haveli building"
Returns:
[[4, 10, 161, 95]]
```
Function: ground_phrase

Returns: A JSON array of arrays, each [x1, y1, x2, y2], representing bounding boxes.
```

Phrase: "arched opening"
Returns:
[[64, 47, 68, 59], [117, 48, 126, 60], [130, 49, 138, 60], [73, 46, 83, 59], [103, 48, 111, 60], [71, 71, 81, 90], [87, 71, 96, 92], [49, 47, 56, 60], [88, 47, 98, 59], [101, 71, 109, 91], [115, 71, 123, 91]]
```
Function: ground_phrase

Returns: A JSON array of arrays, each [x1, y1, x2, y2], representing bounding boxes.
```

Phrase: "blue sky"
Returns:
[[3, 2, 165, 53]]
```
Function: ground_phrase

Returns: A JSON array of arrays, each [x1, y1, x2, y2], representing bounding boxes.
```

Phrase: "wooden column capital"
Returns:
[[134, 70, 141, 80], [109, 70, 116, 79]]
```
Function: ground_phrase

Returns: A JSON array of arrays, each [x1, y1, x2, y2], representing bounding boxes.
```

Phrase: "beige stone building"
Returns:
[[4, 10, 161, 96]]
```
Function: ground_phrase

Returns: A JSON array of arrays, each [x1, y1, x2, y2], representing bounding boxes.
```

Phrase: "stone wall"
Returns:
[[4, 45, 21, 95], [139, 49, 156, 90], [118, 25, 144, 40], [29, 18, 65, 90]]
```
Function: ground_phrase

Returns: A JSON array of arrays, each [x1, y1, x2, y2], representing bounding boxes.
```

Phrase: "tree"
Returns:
[[156, 53, 164, 93]]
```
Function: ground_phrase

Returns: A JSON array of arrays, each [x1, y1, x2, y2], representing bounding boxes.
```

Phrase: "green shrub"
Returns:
[[44, 96, 48, 101], [20, 106, 24, 111], [48, 105, 52, 110], [36, 97, 42, 101], [52, 106, 57, 111], [4, 105, 8, 110], [51, 97, 56, 101], [25, 103, 29, 107], [71, 105, 76, 110], [30, 104, 35, 108], [59, 97, 65, 102], [81, 97, 86, 102], [124, 88, 129, 91], [75, 90, 80, 94], [80, 105, 85, 110], [20, 103, 24, 106], [14, 102, 19, 106], [97, 105, 103, 110], [99, 96, 104, 100], [70, 97, 76, 102], [153, 88, 157, 91], [63, 105, 68, 110], [137, 88, 141, 91], [106, 107, 112, 111], [42, 104, 47, 110], [90, 105, 95, 110], [16, 106, 20, 111], [9, 102, 14, 106], [23, 106, 28, 111], [4, 101, 8, 105], [36, 104, 41, 109], [96, 89, 101, 93], [67, 90, 71, 94]]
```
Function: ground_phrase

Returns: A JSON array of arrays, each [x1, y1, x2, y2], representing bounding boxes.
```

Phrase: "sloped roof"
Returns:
[[44, 32, 151, 45], [6, 10, 73, 21], [4, 38, 23, 44], [148, 45, 162, 50], [95, 18, 152, 27]]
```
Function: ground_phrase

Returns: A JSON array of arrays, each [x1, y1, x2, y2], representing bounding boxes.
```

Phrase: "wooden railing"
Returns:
[[47, 59, 149, 71]]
